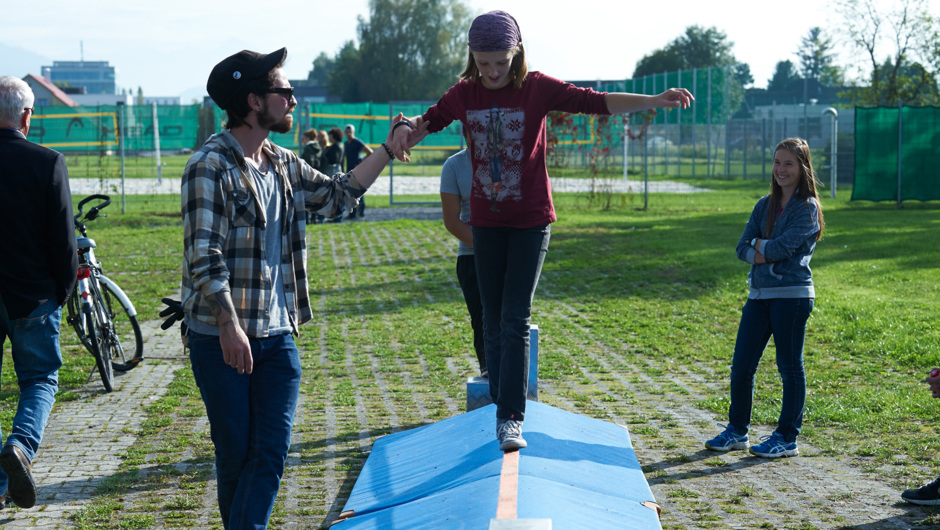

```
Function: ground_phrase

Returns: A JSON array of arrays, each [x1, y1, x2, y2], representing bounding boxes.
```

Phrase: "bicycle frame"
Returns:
[[77, 244, 138, 319], [74, 263, 95, 327]]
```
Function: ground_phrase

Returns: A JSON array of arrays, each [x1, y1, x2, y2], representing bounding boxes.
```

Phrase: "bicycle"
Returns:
[[65, 194, 144, 392]]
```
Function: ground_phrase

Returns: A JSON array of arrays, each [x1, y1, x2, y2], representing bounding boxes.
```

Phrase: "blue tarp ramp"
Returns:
[[332, 400, 661, 529]]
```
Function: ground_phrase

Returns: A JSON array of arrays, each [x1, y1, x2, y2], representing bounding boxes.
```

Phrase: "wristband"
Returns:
[[750, 237, 758, 249], [393, 119, 414, 132], [381, 142, 395, 160]]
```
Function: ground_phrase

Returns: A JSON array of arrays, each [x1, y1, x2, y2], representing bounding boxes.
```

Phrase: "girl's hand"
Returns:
[[387, 114, 428, 162], [754, 252, 774, 265], [657, 88, 694, 109]]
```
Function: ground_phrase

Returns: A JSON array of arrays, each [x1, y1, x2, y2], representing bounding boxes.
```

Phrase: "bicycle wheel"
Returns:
[[85, 305, 113, 393], [99, 278, 144, 371]]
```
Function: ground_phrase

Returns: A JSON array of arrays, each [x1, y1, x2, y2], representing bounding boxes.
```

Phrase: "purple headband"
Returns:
[[468, 10, 522, 52]]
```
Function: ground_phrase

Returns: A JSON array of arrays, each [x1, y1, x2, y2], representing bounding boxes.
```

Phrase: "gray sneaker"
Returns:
[[497, 418, 527, 451]]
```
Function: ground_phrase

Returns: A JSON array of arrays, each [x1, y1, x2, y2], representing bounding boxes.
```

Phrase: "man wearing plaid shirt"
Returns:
[[180, 48, 425, 529]]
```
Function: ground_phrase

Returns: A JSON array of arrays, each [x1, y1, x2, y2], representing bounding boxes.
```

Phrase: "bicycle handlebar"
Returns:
[[74, 194, 111, 224]]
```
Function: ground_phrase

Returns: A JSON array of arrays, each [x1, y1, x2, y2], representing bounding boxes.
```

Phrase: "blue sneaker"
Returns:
[[749, 432, 798, 458], [705, 424, 748, 451]]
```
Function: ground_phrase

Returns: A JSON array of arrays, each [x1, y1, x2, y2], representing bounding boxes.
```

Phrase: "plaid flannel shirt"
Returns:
[[181, 130, 365, 337]]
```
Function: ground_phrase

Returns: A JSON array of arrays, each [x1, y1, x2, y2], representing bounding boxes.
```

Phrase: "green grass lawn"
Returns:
[[3, 179, 939, 524]]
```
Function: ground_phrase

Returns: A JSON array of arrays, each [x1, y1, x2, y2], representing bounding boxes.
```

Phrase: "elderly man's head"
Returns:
[[0, 76, 35, 132]]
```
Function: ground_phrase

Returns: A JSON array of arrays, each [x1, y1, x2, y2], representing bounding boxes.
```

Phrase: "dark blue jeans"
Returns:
[[456, 255, 485, 373], [472, 224, 551, 423], [728, 297, 813, 443], [188, 331, 302, 530], [0, 296, 62, 494]]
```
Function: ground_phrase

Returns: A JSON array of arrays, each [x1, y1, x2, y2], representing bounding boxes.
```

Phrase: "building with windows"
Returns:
[[70, 93, 133, 106], [144, 96, 181, 106], [41, 60, 116, 95]]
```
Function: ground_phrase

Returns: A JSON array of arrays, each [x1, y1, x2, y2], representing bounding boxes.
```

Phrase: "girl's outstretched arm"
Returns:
[[605, 88, 694, 114]]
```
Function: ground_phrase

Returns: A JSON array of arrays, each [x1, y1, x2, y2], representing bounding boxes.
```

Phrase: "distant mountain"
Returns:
[[0, 42, 52, 78], [180, 85, 207, 105]]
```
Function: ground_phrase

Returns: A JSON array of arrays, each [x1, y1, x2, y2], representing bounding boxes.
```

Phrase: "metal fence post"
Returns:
[[707, 68, 712, 179], [897, 101, 903, 209], [724, 66, 730, 178], [761, 118, 767, 179], [152, 101, 162, 185], [676, 69, 682, 178], [117, 101, 126, 213], [744, 119, 749, 179], [823, 108, 838, 199], [692, 68, 697, 179], [643, 130, 649, 210]]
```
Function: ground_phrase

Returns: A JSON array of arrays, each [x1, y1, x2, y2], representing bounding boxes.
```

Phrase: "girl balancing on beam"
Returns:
[[390, 10, 693, 452]]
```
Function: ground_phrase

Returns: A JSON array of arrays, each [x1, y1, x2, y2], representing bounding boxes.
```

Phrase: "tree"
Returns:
[[767, 60, 801, 92], [834, 0, 940, 105], [329, 41, 363, 102], [632, 25, 738, 78], [797, 27, 843, 86], [868, 56, 939, 104], [306, 52, 336, 87], [328, 0, 473, 102], [632, 47, 684, 78], [733, 63, 754, 88]]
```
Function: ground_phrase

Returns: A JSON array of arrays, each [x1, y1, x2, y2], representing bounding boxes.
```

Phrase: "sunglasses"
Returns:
[[264, 87, 294, 101]]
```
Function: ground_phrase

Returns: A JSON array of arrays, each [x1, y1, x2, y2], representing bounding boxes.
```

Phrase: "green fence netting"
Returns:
[[852, 106, 940, 202], [608, 66, 730, 127], [29, 66, 728, 156], [31, 104, 201, 151]]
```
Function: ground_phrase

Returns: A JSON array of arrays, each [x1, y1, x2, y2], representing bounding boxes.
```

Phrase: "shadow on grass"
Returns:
[[36, 458, 214, 505], [836, 503, 939, 529], [643, 449, 773, 486]]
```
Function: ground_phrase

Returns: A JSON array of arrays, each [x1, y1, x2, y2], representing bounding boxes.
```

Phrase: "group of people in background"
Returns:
[[299, 124, 372, 223]]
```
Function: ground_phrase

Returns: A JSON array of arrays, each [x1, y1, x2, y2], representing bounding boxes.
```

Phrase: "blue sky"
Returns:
[[1, 0, 937, 99]]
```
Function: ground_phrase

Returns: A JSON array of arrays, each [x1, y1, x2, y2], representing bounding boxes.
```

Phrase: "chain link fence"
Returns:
[[30, 68, 860, 193]]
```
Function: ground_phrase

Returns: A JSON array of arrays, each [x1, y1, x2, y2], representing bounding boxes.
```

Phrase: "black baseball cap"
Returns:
[[206, 47, 287, 110]]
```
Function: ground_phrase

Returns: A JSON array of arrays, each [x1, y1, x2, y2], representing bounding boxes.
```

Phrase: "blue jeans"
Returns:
[[188, 331, 302, 530], [472, 224, 551, 423], [728, 297, 814, 443], [0, 296, 62, 493], [456, 255, 485, 373]]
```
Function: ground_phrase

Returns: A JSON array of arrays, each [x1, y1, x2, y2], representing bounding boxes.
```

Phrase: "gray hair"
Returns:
[[344, 124, 355, 133], [0, 76, 34, 127]]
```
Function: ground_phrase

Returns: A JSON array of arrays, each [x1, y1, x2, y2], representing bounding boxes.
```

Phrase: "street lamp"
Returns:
[[822, 107, 838, 199]]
